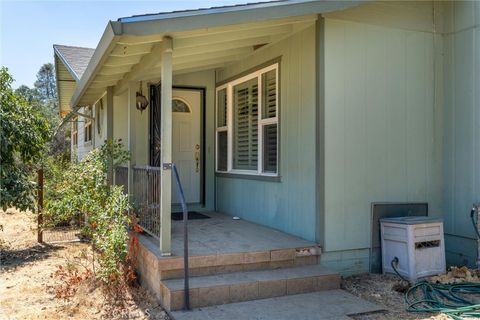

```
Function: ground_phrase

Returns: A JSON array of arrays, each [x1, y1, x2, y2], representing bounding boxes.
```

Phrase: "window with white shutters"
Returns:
[[216, 63, 279, 176]]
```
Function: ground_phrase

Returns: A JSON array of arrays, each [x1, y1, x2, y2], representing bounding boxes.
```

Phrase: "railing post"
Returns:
[[172, 164, 190, 310], [37, 168, 44, 243], [159, 36, 173, 256]]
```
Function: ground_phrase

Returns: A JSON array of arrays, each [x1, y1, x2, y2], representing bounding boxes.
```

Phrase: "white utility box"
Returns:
[[380, 216, 445, 281]]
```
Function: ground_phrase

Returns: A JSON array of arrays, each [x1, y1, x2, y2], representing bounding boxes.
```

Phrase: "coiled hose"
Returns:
[[405, 281, 480, 319], [403, 207, 480, 319]]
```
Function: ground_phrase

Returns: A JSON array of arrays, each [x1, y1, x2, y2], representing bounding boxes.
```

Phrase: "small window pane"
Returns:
[[263, 124, 277, 173], [217, 131, 228, 171], [262, 70, 277, 119], [217, 89, 227, 127], [233, 78, 258, 171], [172, 99, 190, 113]]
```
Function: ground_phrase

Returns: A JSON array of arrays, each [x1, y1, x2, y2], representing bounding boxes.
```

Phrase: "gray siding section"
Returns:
[[442, 1, 480, 267], [322, 4, 443, 255], [216, 25, 318, 242]]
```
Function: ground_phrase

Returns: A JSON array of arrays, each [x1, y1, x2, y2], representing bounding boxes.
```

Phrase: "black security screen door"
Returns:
[[149, 84, 161, 167]]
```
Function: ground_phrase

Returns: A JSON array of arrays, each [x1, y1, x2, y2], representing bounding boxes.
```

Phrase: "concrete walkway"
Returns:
[[171, 289, 384, 320]]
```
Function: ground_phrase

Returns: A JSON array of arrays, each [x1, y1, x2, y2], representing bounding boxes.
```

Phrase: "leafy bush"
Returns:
[[0, 67, 52, 211], [45, 140, 133, 283]]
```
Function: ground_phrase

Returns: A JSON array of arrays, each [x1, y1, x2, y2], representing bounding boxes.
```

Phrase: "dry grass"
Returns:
[[0, 208, 169, 320]]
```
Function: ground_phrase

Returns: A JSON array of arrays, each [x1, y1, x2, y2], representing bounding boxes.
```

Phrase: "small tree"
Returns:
[[0, 67, 52, 211], [34, 63, 57, 102]]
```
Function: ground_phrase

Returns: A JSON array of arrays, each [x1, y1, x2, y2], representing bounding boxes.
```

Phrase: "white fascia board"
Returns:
[[70, 21, 122, 108], [119, 0, 368, 35]]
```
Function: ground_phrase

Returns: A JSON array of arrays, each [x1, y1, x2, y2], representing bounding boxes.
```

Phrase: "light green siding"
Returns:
[[216, 24, 318, 242], [442, 1, 480, 267], [113, 92, 128, 153], [322, 3, 444, 258]]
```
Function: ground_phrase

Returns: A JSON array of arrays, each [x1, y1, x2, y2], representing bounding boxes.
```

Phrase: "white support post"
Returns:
[[106, 86, 114, 185], [160, 36, 173, 256], [127, 83, 137, 199]]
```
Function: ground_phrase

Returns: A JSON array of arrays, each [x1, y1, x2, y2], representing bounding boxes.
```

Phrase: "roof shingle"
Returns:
[[53, 44, 95, 80]]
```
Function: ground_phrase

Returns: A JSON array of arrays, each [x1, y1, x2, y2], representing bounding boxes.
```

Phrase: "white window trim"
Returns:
[[215, 63, 279, 177]]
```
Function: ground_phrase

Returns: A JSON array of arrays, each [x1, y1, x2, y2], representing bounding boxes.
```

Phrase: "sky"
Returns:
[[0, 0, 251, 88]]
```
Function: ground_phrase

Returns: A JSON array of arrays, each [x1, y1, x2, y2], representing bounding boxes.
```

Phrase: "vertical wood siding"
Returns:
[[216, 24, 318, 242], [442, 1, 480, 266], [323, 18, 442, 252]]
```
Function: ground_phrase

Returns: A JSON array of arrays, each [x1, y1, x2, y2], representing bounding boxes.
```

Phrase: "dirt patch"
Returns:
[[342, 273, 451, 320], [1, 209, 169, 319]]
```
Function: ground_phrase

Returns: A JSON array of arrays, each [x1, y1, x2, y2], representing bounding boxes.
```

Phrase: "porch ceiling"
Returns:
[[70, 0, 368, 108], [77, 15, 317, 106]]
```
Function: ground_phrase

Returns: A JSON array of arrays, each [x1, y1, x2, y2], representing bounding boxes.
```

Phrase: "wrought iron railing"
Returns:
[[132, 166, 161, 238]]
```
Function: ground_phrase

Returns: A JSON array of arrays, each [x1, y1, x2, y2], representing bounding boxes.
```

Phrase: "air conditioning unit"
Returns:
[[381, 216, 445, 281]]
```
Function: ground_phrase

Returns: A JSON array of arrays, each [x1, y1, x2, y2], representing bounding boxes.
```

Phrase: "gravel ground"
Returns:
[[342, 273, 451, 320]]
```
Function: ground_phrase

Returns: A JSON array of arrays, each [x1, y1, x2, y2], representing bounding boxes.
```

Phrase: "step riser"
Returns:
[[160, 255, 319, 280], [162, 274, 340, 311]]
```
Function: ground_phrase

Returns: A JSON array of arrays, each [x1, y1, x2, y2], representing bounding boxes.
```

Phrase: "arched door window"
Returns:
[[172, 98, 191, 113]]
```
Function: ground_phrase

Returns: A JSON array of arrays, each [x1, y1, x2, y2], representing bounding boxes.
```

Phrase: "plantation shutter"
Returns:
[[262, 70, 277, 119], [261, 70, 277, 173], [233, 78, 258, 170]]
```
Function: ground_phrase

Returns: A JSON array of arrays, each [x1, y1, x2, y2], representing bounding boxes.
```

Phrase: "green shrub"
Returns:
[[44, 140, 132, 283]]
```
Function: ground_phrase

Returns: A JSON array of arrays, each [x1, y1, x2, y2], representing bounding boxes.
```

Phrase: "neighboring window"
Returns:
[[172, 98, 191, 113], [216, 63, 279, 176], [72, 117, 78, 146], [84, 106, 92, 143]]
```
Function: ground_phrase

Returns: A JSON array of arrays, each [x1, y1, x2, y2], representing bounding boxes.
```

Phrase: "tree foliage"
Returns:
[[0, 67, 52, 211], [15, 63, 70, 159], [34, 63, 57, 102]]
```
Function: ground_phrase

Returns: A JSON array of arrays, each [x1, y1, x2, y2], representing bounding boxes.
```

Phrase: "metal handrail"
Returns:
[[172, 163, 190, 311]]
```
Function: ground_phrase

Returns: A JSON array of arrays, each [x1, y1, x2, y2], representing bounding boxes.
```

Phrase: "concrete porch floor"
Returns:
[[140, 212, 317, 257]]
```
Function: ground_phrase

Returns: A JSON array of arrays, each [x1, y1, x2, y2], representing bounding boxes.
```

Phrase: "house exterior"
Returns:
[[54, 0, 480, 281]]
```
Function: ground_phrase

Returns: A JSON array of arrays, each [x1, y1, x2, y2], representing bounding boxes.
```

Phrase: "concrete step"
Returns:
[[141, 245, 321, 280], [160, 264, 340, 311]]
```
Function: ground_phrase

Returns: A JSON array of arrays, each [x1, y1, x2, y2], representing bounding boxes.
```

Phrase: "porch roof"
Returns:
[[61, 0, 366, 115]]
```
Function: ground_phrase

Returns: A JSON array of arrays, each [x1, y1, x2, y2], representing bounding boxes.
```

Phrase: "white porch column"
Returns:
[[127, 83, 137, 198], [160, 36, 173, 255], [106, 86, 114, 185]]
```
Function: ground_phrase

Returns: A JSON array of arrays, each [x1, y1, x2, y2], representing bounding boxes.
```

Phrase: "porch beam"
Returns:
[[127, 82, 136, 199], [106, 86, 114, 185], [113, 40, 168, 96], [159, 36, 173, 256], [173, 24, 293, 49]]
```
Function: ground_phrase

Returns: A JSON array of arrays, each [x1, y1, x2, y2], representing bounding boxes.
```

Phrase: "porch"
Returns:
[[132, 210, 337, 311]]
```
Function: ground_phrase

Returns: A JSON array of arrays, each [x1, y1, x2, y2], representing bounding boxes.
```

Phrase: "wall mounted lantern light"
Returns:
[[136, 81, 149, 113]]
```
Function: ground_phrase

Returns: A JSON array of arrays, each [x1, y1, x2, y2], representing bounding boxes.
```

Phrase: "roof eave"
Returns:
[[71, 0, 368, 108], [120, 0, 367, 35], [70, 21, 122, 108]]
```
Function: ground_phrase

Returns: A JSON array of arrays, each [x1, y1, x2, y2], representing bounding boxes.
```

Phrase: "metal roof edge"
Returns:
[[119, 0, 367, 35]]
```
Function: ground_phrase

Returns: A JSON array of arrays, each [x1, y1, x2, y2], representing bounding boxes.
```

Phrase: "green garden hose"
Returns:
[[403, 209, 480, 319], [405, 281, 480, 319]]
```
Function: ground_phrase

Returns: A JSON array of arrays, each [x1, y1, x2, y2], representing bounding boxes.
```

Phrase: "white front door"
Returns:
[[172, 89, 201, 204]]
